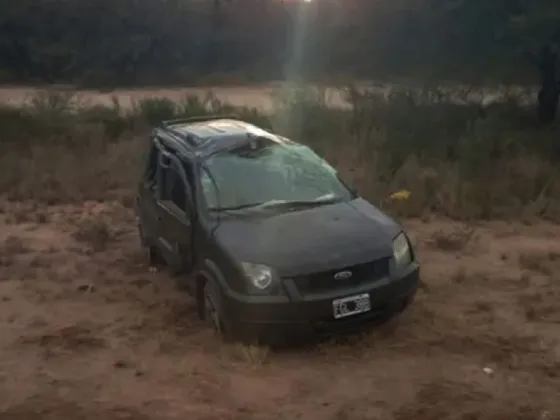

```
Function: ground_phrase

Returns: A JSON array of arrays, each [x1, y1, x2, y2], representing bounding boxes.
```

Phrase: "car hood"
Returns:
[[214, 198, 401, 276]]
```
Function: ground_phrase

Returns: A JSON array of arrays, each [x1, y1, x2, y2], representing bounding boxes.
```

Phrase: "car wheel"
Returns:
[[203, 279, 231, 341]]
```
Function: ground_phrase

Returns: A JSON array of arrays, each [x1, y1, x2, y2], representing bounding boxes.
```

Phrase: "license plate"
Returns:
[[332, 293, 371, 319]]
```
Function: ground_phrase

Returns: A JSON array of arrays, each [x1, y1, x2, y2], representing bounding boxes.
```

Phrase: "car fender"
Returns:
[[193, 259, 230, 320], [196, 258, 228, 289]]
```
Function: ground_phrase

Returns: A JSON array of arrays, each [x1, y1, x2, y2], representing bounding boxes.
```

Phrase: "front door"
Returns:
[[155, 153, 193, 273], [136, 140, 161, 243]]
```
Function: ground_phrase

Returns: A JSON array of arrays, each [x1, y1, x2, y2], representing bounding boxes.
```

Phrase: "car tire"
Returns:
[[202, 279, 232, 342]]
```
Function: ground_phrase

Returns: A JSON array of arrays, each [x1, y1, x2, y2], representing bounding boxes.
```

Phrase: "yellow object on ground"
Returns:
[[389, 190, 411, 201]]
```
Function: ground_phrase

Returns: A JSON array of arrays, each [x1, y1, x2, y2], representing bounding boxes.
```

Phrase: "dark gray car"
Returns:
[[135, 116, 420, 344]]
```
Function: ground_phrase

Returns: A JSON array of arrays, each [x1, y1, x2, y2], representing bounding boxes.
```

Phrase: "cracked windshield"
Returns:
[[201, 140, 352, 211]]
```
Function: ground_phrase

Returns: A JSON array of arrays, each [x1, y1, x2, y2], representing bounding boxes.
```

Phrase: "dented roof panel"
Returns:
[[160, 117, 286, 159]]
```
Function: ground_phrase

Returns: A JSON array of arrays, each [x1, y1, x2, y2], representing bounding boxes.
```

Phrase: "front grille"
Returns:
[[291, 258, 390, 295]]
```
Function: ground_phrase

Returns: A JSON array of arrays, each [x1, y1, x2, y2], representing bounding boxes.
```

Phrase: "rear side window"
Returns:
[[168, 168, 188, 209], [148, 137, 192, 213]]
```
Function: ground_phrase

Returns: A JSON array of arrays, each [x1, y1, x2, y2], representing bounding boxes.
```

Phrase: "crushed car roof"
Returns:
[[160, 117, 288, 159]]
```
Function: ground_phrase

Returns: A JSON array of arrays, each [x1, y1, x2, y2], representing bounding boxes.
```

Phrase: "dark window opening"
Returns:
[[170, 171, 187, 209], [160, 165, 188, 212], [145, 143, 159, 182]]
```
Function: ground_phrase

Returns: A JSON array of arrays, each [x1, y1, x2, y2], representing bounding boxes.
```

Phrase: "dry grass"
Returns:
[[426, 224, 477, 252], [2, 88, 560, 221], [518, 250, 560, 276], [72, 215, 113, 252]]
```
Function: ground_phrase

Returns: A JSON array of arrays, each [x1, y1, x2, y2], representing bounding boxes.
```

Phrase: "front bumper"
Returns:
[[223, 262, 420, 343]]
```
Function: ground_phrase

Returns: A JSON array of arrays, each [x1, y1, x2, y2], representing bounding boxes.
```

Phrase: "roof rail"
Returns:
[[162, 115, 238, 127]]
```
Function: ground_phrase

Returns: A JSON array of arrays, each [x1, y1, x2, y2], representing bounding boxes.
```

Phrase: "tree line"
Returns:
[[1, 0, 559, 120]]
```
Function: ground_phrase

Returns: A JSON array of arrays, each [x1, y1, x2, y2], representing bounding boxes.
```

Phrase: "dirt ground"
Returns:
[[1, 201, 559, 420], [0, 85, 350, 111], [0, 84, 534, 111]]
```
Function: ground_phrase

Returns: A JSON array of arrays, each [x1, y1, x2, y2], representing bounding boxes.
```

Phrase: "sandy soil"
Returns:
[[1, 200, 559, 419], [0, 83, 537, 111], [0, 85, 350, 111]]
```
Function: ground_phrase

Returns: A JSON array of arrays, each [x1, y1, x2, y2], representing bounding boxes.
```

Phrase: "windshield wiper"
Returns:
[[209, 195, 342, 213], [208, 202, 266, 212], [259, 195, 342, 210]]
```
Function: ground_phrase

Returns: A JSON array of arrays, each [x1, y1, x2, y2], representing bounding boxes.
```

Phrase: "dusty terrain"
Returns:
[[0, 84, 534, 111], [0, 85, 349, 111], [1, 200, 559, 419]]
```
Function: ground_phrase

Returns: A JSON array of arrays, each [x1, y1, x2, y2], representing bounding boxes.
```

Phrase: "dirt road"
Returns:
[[0, 84, 531, 111], [0, 85, 350, 111], [1, 201, 559, 419]]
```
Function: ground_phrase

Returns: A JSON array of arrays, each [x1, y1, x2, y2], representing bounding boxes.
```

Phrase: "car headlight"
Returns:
[[240, 262, 274, 290], [393, 232, 412, 267]]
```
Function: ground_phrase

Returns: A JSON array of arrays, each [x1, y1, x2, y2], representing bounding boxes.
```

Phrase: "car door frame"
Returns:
[[153, 141, 195, 273], [136, 136, 162, 246]]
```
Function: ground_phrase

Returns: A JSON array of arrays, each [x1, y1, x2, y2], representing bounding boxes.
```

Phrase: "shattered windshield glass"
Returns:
[[201, 139, 352, 212]]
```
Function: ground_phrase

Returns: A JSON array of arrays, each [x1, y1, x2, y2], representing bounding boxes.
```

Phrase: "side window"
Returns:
[[181, 161, 195, 195], [160, 162, 189, 212], [170, 168, 187, 209], [201, 169, 218, 209]]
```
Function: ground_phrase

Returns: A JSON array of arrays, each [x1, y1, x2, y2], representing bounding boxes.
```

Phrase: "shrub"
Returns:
[[1, 86, 559, 220]]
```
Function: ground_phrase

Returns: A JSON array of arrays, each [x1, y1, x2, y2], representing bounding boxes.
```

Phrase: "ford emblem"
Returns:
[[334, 270, 352, 281]]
